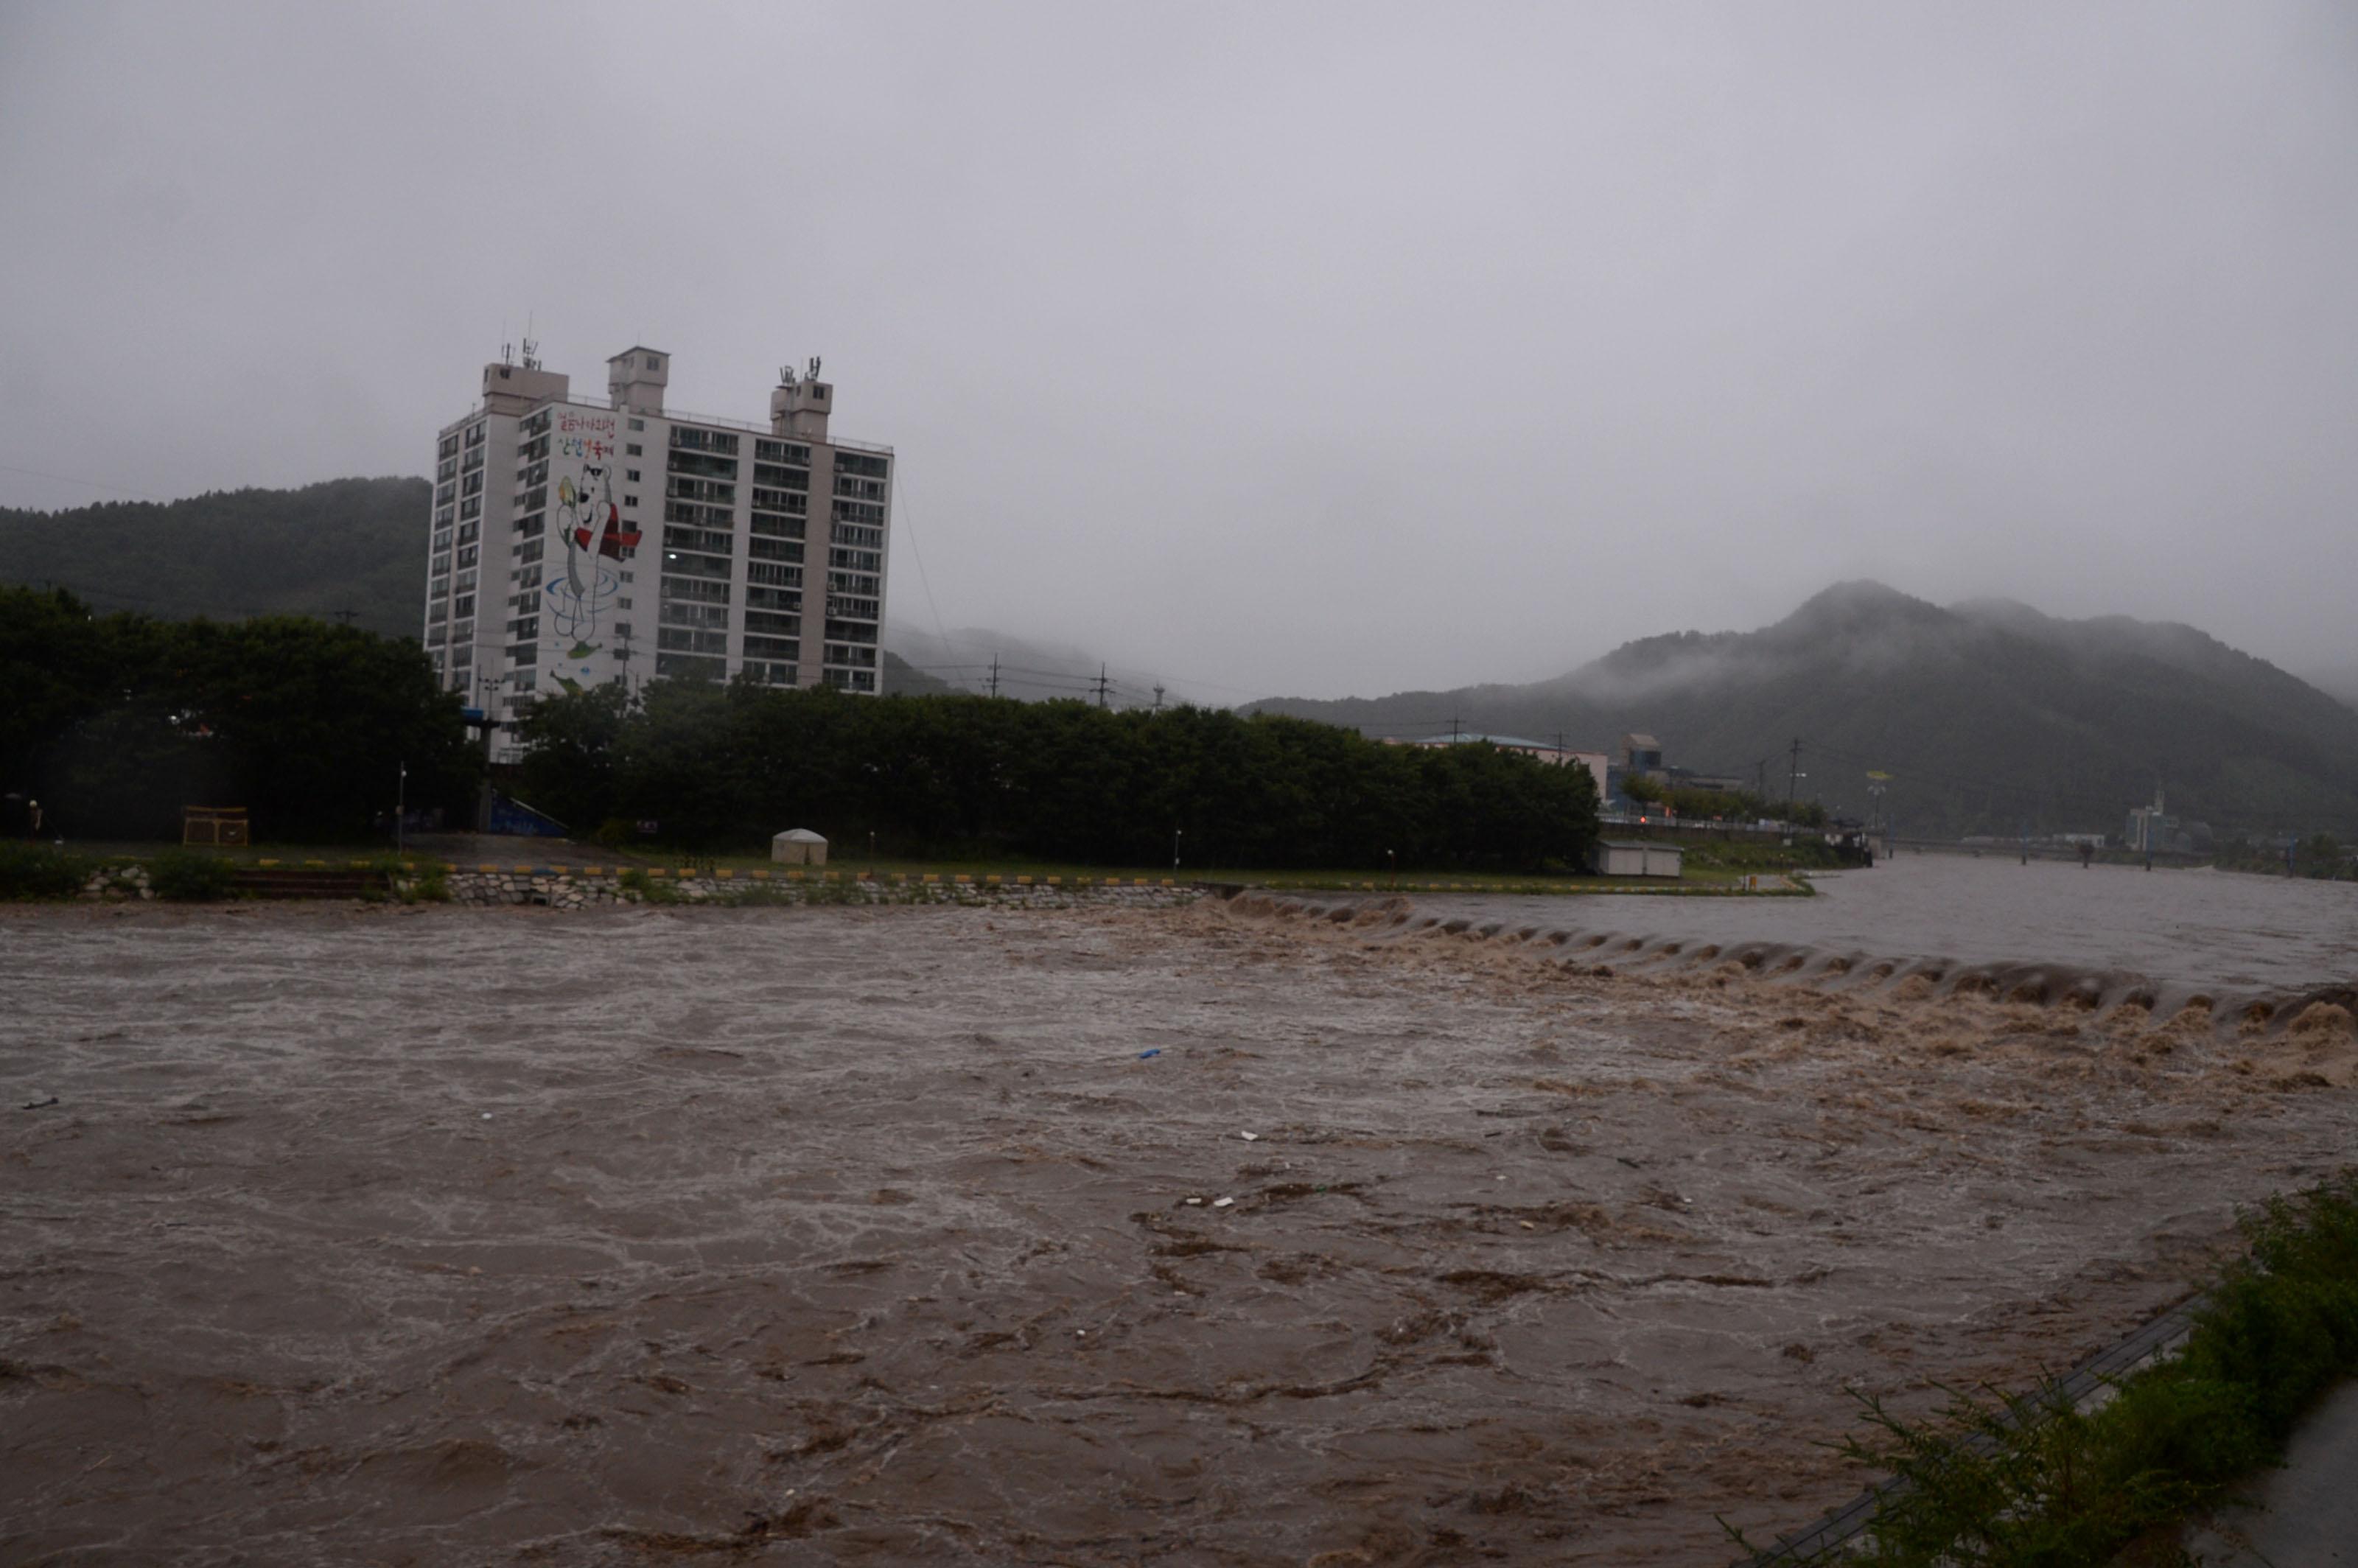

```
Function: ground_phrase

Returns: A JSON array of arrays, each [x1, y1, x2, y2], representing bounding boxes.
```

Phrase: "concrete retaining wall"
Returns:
[[425, 869, 1202, 910]]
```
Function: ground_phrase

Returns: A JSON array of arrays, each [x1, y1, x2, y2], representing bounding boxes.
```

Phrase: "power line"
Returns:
[[885, 469, 956, 683], [0, 462, 176, 505]]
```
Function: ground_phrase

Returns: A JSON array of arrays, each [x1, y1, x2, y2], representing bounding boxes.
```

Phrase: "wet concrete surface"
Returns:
[[2181, 1376, 2358, 1565], [3, 897, 2355, 1564]]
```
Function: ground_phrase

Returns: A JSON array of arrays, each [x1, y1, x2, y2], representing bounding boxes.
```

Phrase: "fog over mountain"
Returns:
[[7, 475, 2350, 836], [4, 5, 2358, 698], [1248, 581, 2358, 839]]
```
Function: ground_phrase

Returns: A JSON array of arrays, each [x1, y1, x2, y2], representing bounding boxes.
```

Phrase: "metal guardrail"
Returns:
[[1735, 1291, 2210, 1564]]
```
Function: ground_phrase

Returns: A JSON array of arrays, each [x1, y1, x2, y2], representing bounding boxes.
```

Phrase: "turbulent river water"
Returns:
[[3, 877, 2354, 1565], [1438, 855, 2358, 994]]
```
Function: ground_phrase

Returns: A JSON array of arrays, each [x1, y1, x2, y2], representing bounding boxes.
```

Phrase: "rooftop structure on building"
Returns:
[[422, 343, 893, 760], [1620, 733, 1663, 775], [1382, 732, 1609, 798]]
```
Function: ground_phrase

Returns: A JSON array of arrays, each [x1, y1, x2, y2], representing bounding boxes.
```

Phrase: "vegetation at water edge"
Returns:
[[1729, 1172, 2358, 1566]]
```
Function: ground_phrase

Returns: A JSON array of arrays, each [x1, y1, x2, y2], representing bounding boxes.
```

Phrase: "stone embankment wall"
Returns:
[[79, 866, 155, 900], [427, 869, 1202, 910]]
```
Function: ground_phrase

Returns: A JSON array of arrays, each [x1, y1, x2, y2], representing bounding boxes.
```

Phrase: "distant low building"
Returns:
[[1590, 839, 1683, 878], [1667, 768, 1748, 795], [1383, 733, 1609, 799], [2124, 791, 2199, 855], [1621, 733, 1663, 777]]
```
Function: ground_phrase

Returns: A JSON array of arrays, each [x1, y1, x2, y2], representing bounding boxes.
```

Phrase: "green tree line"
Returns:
[[1620, 773, 1828, 827], [0, 587, 480, 841], [516, 680, 1600, 870]]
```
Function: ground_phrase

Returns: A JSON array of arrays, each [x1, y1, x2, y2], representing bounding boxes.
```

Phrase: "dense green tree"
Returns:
[[511, 680, 1599, 871], [0, 587, 480, 842]]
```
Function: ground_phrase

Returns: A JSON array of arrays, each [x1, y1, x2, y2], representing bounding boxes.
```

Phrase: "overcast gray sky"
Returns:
[[4, 1, 2354, 701]]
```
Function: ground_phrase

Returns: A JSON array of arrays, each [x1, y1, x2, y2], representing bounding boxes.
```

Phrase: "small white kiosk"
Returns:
[[1590, 839, 1682, 878], [771, 827, 830, 866]]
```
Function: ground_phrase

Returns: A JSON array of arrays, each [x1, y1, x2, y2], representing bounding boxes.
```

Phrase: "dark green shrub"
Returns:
[[1728, 1172, 2358, 1567], [401, 861, 449, 903], [147, 850, 241, 902], [0, 842, 91, 900]]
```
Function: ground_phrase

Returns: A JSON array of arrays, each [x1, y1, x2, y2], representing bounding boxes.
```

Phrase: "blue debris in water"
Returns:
[[1137, 1049, 1161, 1060]]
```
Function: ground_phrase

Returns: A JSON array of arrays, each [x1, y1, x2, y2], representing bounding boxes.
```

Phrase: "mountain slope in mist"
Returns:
[[1, 479, 429, 638], [2301, 663, 2358, 713], [1249, 581, 2358, 839], [884, 624, 1175, 706]]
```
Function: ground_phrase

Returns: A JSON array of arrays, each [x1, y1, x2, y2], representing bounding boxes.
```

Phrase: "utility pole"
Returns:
[[1152, 684, 1166, 713], [1449, 715, 1463, 743], [1785, 738, 1802, 822], [987, 656, 1001, 699], [1094, 665, 1110, 709]]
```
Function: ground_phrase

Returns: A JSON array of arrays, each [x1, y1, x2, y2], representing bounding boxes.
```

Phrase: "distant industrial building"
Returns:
[[422, 343, 892, 757], [2123, 791, 2211, 855], [1384, 733, 1609, 798]]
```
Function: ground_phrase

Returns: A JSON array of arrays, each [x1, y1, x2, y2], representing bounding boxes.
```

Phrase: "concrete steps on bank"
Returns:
[[231, 867, 390, 900]]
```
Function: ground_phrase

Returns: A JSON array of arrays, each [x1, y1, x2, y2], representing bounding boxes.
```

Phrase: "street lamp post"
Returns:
[[1173, 827, 1183, 876], [396, 762, 407, 855]]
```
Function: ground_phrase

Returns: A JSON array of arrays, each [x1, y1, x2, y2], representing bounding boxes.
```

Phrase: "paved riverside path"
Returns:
[[2180, 1377, 2358, 1565]]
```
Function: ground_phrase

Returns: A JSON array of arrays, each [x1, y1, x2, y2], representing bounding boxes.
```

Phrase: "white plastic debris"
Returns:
[[1239, 1131, 1259, 1141], [1183, 1197, 1203, 1206], [481, 1112, 494, 1120], [1212, 1197, 1235, 1208]]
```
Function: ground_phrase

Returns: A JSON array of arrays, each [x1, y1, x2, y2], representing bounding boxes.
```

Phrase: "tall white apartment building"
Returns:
[[421, 344, 892, 752]]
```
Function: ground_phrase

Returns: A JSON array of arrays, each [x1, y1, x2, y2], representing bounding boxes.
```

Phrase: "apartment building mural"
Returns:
[[421, 343, 892, 757]]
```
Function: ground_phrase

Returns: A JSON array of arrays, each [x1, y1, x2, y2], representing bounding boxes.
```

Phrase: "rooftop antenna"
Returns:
[[806, 354, 822, 382], [521, 314, 539, 371], [779, 362, 797, 386]]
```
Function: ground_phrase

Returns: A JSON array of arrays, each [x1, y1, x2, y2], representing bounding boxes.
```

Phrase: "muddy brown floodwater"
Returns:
[[4, 898, 2355, 1566]]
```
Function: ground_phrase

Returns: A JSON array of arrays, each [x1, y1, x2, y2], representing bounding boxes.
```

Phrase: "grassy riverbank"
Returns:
[[1738, 1172, 2358, 1566], [3, 841, 1813, 900]]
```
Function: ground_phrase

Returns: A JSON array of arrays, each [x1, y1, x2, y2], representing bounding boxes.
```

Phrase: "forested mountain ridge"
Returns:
[[1, 478, 430, 638], [1249, 581, 2358, 840], [0, 477, 948, 695], [8, 483, 2348, 837]]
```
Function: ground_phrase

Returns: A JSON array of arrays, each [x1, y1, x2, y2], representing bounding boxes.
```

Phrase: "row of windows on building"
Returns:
[[427, 411, 885, 695]]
